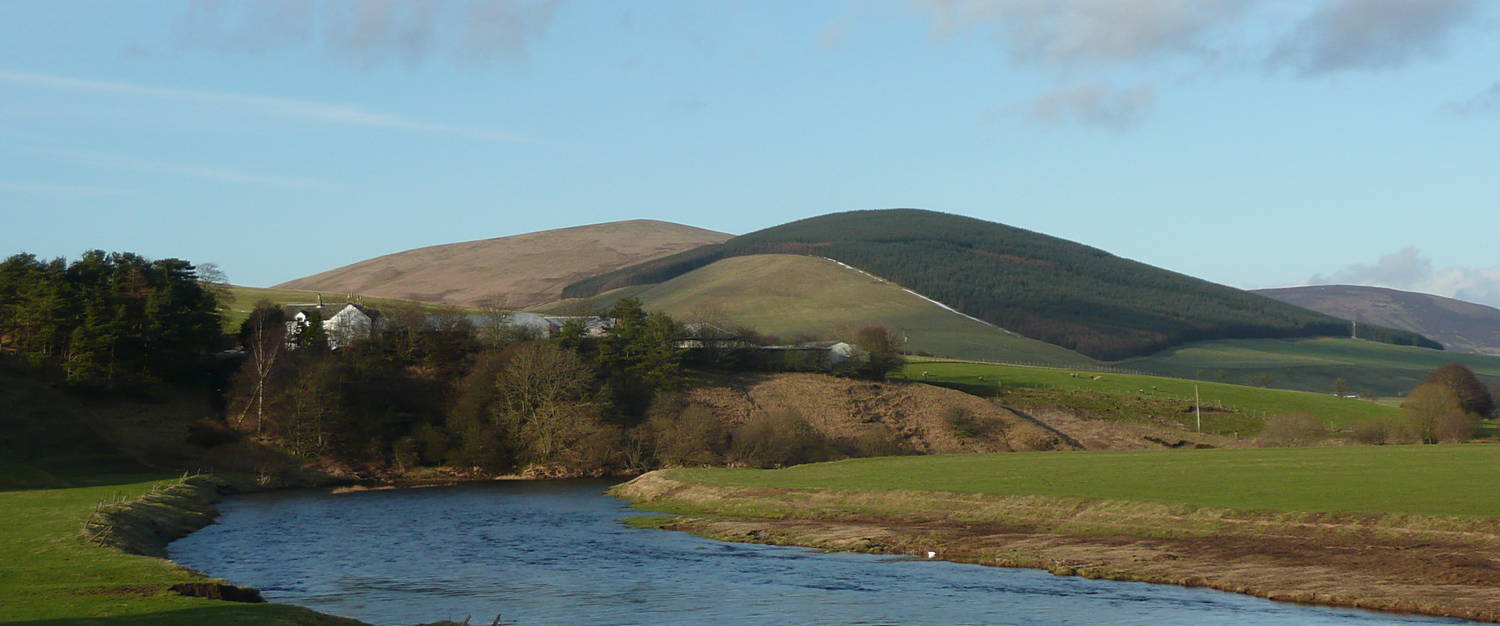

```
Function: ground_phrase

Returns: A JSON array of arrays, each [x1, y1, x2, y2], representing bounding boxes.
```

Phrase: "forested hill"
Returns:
[[562, 209, 1438, 360]]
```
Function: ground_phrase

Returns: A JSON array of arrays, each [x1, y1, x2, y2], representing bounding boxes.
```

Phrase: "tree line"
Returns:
[[0, 251, 222, 387], [225, 297, 904, 477]]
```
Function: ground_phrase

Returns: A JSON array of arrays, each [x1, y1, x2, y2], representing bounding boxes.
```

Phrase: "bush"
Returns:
[[944, 406, 1006, 440], [840, 425, 913, 458], [1403, 382, 1470, 444], [729, 410, 833, 469], [1258, 413, 1327, 447], [643, 398, 727, 467]]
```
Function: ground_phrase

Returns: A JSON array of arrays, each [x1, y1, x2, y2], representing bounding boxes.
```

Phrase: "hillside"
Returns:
[[540, 254, 1095, 365], [563, 209, 1435, 360], [1257, 285, 1500, 357], [222, 284, 473, 332], [276, 220, 731, 309], [1125, 336, 1500, 397]]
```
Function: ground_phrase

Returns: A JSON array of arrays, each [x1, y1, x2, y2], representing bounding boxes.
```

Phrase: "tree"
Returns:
[[846, 325, 903, 380], [296, 310, 329, 354], [493, 342, 598, 464], [1332, 378, 1350, 397], [1424, 363, 1494, 418], [232, 301, 286, 435], [1402, 382, 1473, 444]]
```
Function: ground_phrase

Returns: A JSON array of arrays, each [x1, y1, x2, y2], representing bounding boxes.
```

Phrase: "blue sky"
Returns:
[[2, 0, 1498, 305]]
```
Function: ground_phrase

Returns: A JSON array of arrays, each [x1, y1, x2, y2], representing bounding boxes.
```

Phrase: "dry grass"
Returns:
[[275, 219, 730, 308], [683, 373, 1077, 455]]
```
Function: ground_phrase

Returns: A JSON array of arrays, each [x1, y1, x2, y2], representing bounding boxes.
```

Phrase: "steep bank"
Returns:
[[684, 373, 1076, 454], [615, 471, 1500, 623]]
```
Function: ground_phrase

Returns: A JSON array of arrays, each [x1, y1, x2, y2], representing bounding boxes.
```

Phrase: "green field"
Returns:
[[541, 254, 1096, 366], [899, 359, 1401, 430], [1125, 337, 1500, 397], [0, 475, 351, 624], [222, 285, 475, 332], [667, 444, 1500, 517]]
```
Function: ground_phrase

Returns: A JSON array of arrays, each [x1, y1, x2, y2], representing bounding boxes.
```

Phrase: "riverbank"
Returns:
[[0, 473, 367, 624], [613, 450, 1500, 623]]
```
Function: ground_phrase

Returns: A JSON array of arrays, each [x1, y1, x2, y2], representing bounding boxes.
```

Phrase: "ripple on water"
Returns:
[[169, 480, 1476, 626]]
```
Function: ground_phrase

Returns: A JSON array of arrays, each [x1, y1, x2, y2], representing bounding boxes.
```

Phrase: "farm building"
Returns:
[[284, 298, 384, 350]]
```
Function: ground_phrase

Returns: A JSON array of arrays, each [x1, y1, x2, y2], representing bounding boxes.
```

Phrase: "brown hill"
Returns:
[[276, 220, 731, 308], [1256, 285, 1500, 357]]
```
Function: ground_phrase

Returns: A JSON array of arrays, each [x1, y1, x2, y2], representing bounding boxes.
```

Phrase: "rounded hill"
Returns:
[[563, 209, 1436, 360], [276, 220, 731, 309]]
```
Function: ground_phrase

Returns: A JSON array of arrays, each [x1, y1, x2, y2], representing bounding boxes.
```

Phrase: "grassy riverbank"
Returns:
[[617, 445, 1500, 622], [0, 475, 361, 625]]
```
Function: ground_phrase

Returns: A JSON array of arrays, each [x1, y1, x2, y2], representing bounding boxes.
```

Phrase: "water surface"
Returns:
[[169, 480, 1470, 625]]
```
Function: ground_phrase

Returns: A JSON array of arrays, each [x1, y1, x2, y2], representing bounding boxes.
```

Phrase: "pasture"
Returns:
[[667, 444, 1500, 517]]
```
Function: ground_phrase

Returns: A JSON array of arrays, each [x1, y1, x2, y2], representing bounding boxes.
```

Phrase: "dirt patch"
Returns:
[[169, 582, 266, 603], [1018, 406, 1247, 451]]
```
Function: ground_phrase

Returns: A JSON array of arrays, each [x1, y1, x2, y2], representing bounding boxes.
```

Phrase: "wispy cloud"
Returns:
[[912, 0, 1257, 68], [1025, 82, 1155, 130], [0, 181, 124, 195], [0, 69, 521, 142], [1269, 0, 1477, 75], [63, 150, 329, 190], [1448, 82, 1500, 116], [1310, 247, 1500, 308], [181, 0, 565, 69]]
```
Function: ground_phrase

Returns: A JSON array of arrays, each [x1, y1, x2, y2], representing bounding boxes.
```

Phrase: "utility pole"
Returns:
[[1195, 384, 1202, 433]]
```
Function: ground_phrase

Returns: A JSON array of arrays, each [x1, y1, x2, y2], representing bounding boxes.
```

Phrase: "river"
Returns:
[[168, 480, 1471, 625]]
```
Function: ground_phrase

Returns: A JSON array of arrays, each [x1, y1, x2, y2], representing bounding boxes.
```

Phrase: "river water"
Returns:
[[169, 480, 1470, 625]]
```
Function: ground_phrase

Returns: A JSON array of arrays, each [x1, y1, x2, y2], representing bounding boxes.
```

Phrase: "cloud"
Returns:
[[63, 150, 329, 189], [1270, 0, 1477, 75], [1310, 247, 1500, 308], [910, 0, 1259, 68], [182, 0, 564, 68], [0, 181, 123, 195], [0, 69, 520, 142], [1026, 82, 1155, 130], [1447, 82, 1500, 116]]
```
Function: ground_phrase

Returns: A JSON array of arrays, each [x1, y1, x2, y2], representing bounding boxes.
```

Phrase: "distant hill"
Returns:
[[538, 254, 1095, 366], [563, 209, 1436, 360], [276, 220, 731, 309], [1256, 285, 1500, 357]]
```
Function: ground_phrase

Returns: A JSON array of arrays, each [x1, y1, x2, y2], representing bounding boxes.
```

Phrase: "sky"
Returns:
[[1, 0, 1498, 306]]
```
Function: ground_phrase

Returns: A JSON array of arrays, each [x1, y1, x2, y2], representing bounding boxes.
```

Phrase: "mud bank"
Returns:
[[614, 471, 1500, 623]]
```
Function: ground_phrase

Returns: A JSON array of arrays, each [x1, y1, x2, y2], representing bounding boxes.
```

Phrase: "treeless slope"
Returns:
[[1257, 285, 1500, 357], [685, 373, 1077, 453], [540, 254, 1095, 365], [276, 220, 731, 308]]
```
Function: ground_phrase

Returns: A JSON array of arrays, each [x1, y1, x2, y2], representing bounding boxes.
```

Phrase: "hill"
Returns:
[[1256, 285, 1500, 357], [1125, 336, 1500, 397], [276, 220, 731, 309], [540, 254, 1095, 365], [563, 209, 1436, 360]]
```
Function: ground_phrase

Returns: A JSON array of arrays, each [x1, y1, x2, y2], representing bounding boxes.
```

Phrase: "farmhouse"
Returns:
[[284, 297, 384, 349]]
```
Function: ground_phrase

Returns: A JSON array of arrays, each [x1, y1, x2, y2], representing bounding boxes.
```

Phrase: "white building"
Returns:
[[284, 299, 384, 350]]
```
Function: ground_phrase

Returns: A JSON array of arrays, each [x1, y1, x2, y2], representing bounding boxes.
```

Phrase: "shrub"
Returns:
[[1403, 382, 1469, 444], [841, 424, 913, 458], [729, 410, 833, 468], [643, 399, 727, 467], [944, 406, 1006, 440], [1258, 413, 1327, 447]]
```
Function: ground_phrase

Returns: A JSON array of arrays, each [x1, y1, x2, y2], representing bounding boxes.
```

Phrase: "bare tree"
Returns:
[[233, 300, 285, 436]]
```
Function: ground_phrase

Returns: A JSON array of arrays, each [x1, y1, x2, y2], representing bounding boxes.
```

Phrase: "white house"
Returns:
[[284, 298, 384, 350]]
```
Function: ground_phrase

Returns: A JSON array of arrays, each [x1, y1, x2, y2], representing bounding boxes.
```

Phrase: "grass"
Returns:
[[540, 254, 1095, 366], [1125, 337, 1500, 397], [666, 444, 1500, 517], [221, 285, 476, 332], [897, 359, 1401, 431], [0, 475, 356, 624]]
